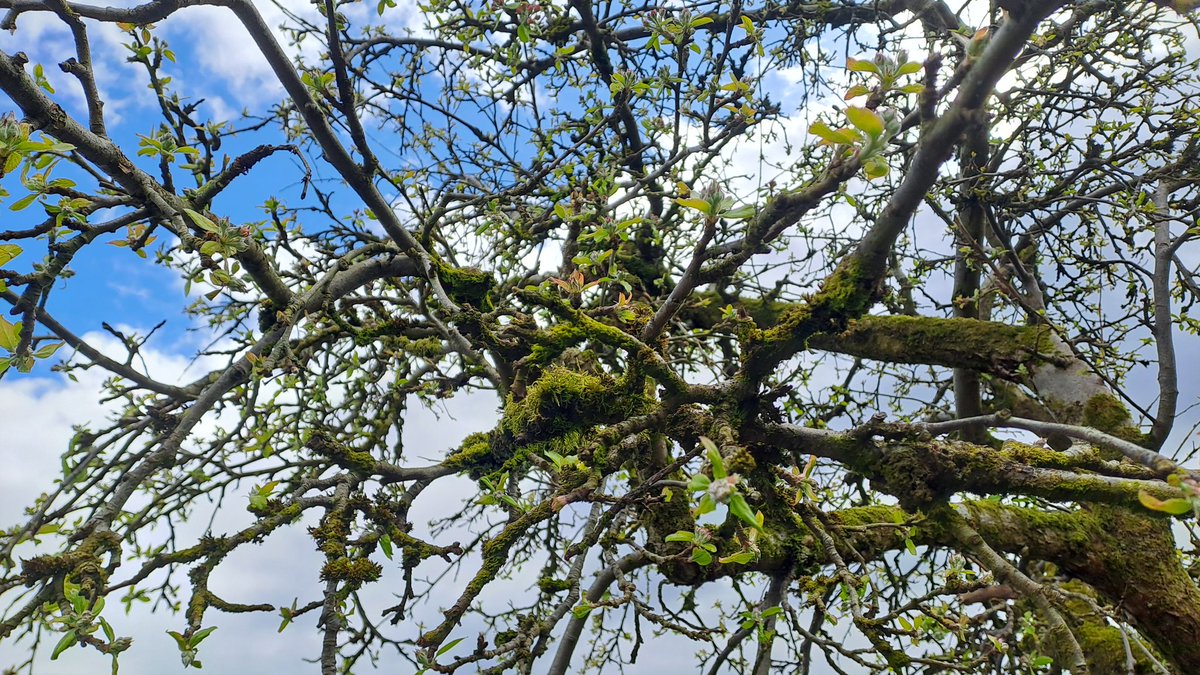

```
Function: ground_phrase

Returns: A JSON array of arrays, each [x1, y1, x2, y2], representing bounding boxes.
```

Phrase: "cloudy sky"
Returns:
[[0, 4, 762, 670]]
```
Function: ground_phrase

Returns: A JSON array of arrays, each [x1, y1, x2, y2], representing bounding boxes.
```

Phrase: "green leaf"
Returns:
[[34, 341, 63, 359], [10, 193, 38, 212], [99, 616, 116, 642], [690, 548, 713, 565], [808, 121, 858, 145], [0, 244, 21, 267], [1137, 490, 1193, 515], [1031, 655, 1053, 668], [728, 494, 763, 531], [896, 61, 923, 76], [844, 84, 871, 100], [51, 631, 77, 659], [1, 316, 24, 351], [846, 57, 879, 74], [905, 538, 917, 555], [898, 83, 925, 95], [700, 436, 725, 479], [845, 107, 884, 137], [863, 156, 890, 180], [720, 204, 756, 219], [696, 494, 716, 516], [675, 197, 712, 214], [718, 551, 755, 565], [183, 208, 220, 234], [437, 637, 465, 657], [379, 533, 393, 559], [690, 16, 714, 28], [665, 531, 695, 543], [687, 473, 711, 492], [571, 603, 592, 619], [189, 626, 217, 648]]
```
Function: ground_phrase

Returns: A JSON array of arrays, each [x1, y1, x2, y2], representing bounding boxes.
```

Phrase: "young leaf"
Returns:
[[675, 197, 712, 214], [844, 84, 871, 100], [51, 631, 77, 659], [0, 244, 21, 267], [720, 204, 756, 219], [700, 436, 726, 479], [31, 341, 62, 360], [863, 156, 891, 180], [1137, 490, 1193, 515], [189, 626, 217, 648], [437, 637, 465, 657], [808, 121, 858, 146], [183, 208, 220, 234], [845, 107, 884, 137], [167, 630, 189, 651], [9, 193, 38, 212], [846, 57, 879, 73], [728, 494, 763, 531]]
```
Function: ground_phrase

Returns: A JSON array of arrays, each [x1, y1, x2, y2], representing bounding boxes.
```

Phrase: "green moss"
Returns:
[[19, 553, 74, 581], [1047, 579, 1157, 673], [306, 431, 377, 474], [433, 258, 493, 308], [502, 367, 645, 439], [1083, 393, 1139, 441], [744, 258, 876, 379], [527, 323, 588, 365], [320, 557, 382, 585], [441, 432, 495, 473], [537, 576, 573, 594], [1000, 440, 1094, 469], [829, 505, 906, 528]]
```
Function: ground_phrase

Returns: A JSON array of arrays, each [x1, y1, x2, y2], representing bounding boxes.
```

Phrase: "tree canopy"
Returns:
[[2, 0, 1200, 672]]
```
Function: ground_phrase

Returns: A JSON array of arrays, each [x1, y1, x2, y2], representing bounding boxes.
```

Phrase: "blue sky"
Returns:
[[0, 5, 751, 670]]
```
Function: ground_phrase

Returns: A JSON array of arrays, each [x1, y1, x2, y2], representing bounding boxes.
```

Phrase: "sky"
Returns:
[[2, 1, 1200, 674], [0, 3, 778, 671]]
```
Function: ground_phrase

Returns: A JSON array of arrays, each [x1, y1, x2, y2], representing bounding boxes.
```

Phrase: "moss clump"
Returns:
[[1000, 440, 1093, 469], [320, 557, 382, 585], [526, 324, 589, 366], [20, 553, 74, 581], [441, 432, 495, 473], [725, 446, 758, 474], [305, 431, 377, 475], [502, 367, 645, 440], [1083, 393, 1139, 441], [537, 576, 573, 594], [433, 258, 493, 308]]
